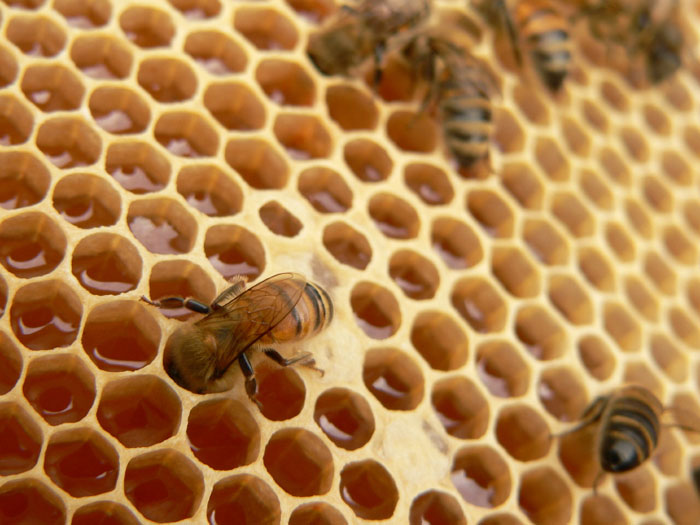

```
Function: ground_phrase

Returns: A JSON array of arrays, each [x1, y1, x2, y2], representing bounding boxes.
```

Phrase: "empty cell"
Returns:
[[624, 275, 659, 322], [500, 163, 545, 210], [476, 340, 530, 398], [177, 164, 243, 217], [273, 113, 332, 159], [264, 428, 333, 497], [72, 502, 139, 525], [518, 467, 572, 525], [53, 0, 111, 28], [642, 175, 673, 213], [551, 192, 595, 238], [579, 168, 613, 210], [404, 163, 453, 206], [386, 110, 438, 153], [661, 149, 692, 186], [0, 402, 43, 475], [561, 115, 591, 157], [512, 83, 549, 125], [89, 86, 151, 134], [432, 375, 489, 439], [256, 59, 315, 106], [0, 333, 22, 394], [663, 78, 692, 111], [225, 138, 289, 189], [578, 246, 616, 292], [363, 347, 424, 411], [299, 166, 353, 213], [0, 480, 65, 525], [491, 246, 541, 298], [669, 393, 700, 444], [665, 482, 700, 525], [125, 449, 204, 522], [0, 211, 66, 278], [36, 116, 102, 168], [326, 84, 378, 130], [204, 224, 265, 281], [467, 189, 515, 238], [339, 460, 398, 520], [148, 260, 216, 320], [98, 375, 181, 447], [120, 6, 174, 48], [314, 387, 375, 450], [688, 278, 700, 320], [291, 502, 347, 525], [21, 64, 85, 112], [184, 30, 247, 75], [522, 219, 570, 266], [207, 474, 281, 525], [70, 34, 133, 80], [234, 7, 298, 50], [650, 333, 687, 383], [535, 136, 570, 181], [154, 111, 219, 157], [515, 304, 567, 360], [663, 224, 697, 265], [577, 334, 615, 381], [368, 192, 420, 239], [642, 103, 671, 136], [128, 198, 197, 254], [411, 310, 468, 371], [623, 362, 664, 400], [548, 274, 594, 326], [538, 366, 588, 422], [604, 221, 636, 262], [259, 201, 302, 237], [431, 217, 483, 269], [52, 172, 121, 229], [603, 301, 642, 352], [10, 280, 81, 350], [323, 221, 372, 270], [684, 125, 700, 159], [495, 403, 551, 461], [0, 45, 18, 88], [669, 307, 700, 350], [580, 98, 608, 132], [644, 251, 677, 296], [388, 249, 439, 300], [6, 15, 66, 57], [492, 108, 525, 154], [204, 82, 265, 131], [169, 0, 221, 18], [580, 494, 627, 525], [600, 80, 629, 112], [286, 0, 336, 22], [187, 398, 260, 470], [366, 54, 418, 103], [479, 513, 525, 525], [654, 431, 682, 477], [344, 138, 392, 182], [451, 277, 507, 333], [44, 427, 118, 497], [625, 198, 654, 239], [0, 150, 50, 210], [0, 276, 5, 318], [23, 353, 95, 425], [255, 360, 307, 422], [451, 445, 510, 508], [686, 200, 700, 238], [409, 490, 466, 525], [0, 94, 34, 145], [106, 141, 170, 194], [598, 146, 631, 186], [619, 126, 649, 162], [615, 467, 657, 513]]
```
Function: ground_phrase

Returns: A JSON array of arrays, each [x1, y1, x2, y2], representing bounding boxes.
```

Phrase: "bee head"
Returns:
[[163, 324, 217, 394]]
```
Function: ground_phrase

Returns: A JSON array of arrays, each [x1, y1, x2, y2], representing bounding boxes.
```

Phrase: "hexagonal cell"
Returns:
[[52, 172, 121, 228], [623, 362, 664, 400], [176, 164, 242, 217], [684, 125, 700, 159], [579, 494, 627, 525], [625, 197, 654, 239], [97, 375, 181, 447], [642, 175, 673, 213], [70, 34, 133, 80], [663, 78, 692, 111], [326, 84, 378, 130], [551, 191, 595, 238], [538, 366, 588, 422], [496, 403, 551, 461], [663, 224, 697, 266], [53, 0, 111, 28], [650, 333, 687, 383], [82, 300, 160, 372], [255, 363, 306, 421], [119, 6, 174, 48], [225, 138, 289, 189], [534, 136, 570, 181], [344, 138, 392, 182], [204, 82, 265, 131], [106, 141, 170, 194], [388, 249, 439, 300], [516, 304, 567, 360], [298, 166, 353, 213], [579, 168, 613, 211], [184, 30, 247, 75], [363, 347, 424, 411], [71, 233, 141, 296], [432, 375, 489, 439], [290, 502, 348, 525], [619, 126, 649, 162], [323, 221, 372, 270], [409, 490, 466, 525], [154, 111, 219, 158], [479, 514, 525, 525], [578, 246, 616, 292], [386, 110, 438, 153], [21, 64, 85, 112], [548, 274, 594, 326], [500, 163, 545, 210], [665, 481, 700, 525], [204, 224, 265, 281], [467, 189, 515, 238], [476, 340, 530, 398], [0, 44, 18, 88], [661, 149, 692, 186], [560, 115, 591, 157], [451, 277, 507, 334], [451, 445, 510, 508], [125, 449, 204, 522], [0, 275, 5, 318], [624, 274, 659, 322], [314, 387, 375, 451], [368, 192, 420, 240], [340, 460, 398, 520], [642, 103, 671, 136], [148, 260, 216, 320], [273, 113, 332, 160], [187, 398, 259, 470], [234, 7, 298, 50], [492, 108, 525, 154], [6, 15, 66, 57], [0, 211, 66, 278], [207, 474, 281, 525], [669, 307, 700, 350], [512, 83, 549, 125], [10, 279, 81, 350], [265, 429, 334, 498], [256, 58, 315, 107], [492, 246, 541, 298], [599, 79, 629, 111], [0, 479, 65, 525], [580, 98, 608, 132], [259, 201, 302, 237], [411, 310, 468, 371], [522, 218, 570, 266], [0, 333, 22, 395], [0, 151, 50, 210], [519, 467, 573, 525], [36, 116, 101, 168], [654, 430, 682, 477], [577, 334, 615, 381], [72, 502, 139, 525], [431, 217, 483, 269], [614, 466, 657, 513], [0, 402, 43, 475], [0, 94, 34, 145], [44, 427, 118, 497], [644, 251, 677, 296], [286, 0, 335, 22], [23, 353, 95, 425], [404, 163, 453, 206], [598, 146, 631, 186], [168, 0, 221, 18], [137, 57, 197, 103], [89, 86, 151, 134], [603, 301, 642, 352], [369, 54, 419, 102], [127, 198, 197, 254]]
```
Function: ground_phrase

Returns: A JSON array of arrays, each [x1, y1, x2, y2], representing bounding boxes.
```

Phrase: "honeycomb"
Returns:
[[1, 0, 700, 523]]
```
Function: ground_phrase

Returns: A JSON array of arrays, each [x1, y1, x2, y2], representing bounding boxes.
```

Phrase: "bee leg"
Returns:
[[372, 41, 386, 90], [550, 396, 608, 439], [140, 295, 212, 314], [262, 348, 325, 377], [238, 352, 263, 410], [212, 277, 247, 309], [591, 470, 605, 495]]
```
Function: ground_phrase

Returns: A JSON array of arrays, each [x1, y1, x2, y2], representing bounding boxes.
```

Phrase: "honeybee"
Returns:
[[475, 0, 571, 91], [141, 273, 333, 406]]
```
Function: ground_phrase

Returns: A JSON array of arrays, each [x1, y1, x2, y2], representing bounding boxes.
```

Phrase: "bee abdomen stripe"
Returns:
[[610, 406, 659, 446], [271, 283, 303, 336], [320, 286, 333, 323], [607, 422, 651, 459], [304, 283, 323, 331]]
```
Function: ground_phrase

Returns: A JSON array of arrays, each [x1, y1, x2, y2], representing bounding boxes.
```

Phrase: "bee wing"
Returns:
[[195, 272, 306, 375]]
